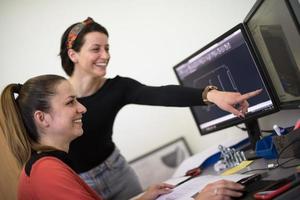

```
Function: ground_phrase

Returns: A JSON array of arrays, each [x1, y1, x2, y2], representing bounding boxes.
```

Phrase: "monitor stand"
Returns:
[[242, 119, 262, 160], [245, 119, 262, 150]]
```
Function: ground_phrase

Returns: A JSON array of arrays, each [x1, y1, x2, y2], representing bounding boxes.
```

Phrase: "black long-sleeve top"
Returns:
[[69, 76, 206, 173]]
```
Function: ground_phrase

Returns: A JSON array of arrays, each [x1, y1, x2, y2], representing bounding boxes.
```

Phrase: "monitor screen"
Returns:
[[244, 0, 300, 109], [174, 24, 278, 142]]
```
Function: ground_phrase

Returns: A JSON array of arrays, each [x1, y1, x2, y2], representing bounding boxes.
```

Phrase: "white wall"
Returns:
[[1, 0, 300, 161]]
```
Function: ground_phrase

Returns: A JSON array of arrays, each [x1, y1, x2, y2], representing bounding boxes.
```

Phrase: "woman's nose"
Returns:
[[77, 102, 87, 114], [100, 50, 110, 60]]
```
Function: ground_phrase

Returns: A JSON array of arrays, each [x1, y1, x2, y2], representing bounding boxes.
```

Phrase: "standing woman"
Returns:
[[59, 17, 260, 200]]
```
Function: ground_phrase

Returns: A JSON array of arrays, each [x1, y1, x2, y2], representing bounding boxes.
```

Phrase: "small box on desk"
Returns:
[[273, 128, 300, 158], [256, 135, 278, 159]]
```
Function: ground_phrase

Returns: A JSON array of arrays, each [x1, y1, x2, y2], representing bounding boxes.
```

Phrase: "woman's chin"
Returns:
[[93, 67, 107, 77], [73, 130, 84, 139]]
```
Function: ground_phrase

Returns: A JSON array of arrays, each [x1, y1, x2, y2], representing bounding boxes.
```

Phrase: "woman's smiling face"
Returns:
[[44, 80, 87, 141], [73, 31, 110, 78]]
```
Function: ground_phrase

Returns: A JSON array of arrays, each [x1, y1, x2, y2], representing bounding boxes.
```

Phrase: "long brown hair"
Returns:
[[0, 75, 66, 167]]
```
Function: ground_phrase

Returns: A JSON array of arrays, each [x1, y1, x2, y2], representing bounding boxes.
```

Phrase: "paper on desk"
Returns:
[[157, 174, 251, 200], [172, 135, 248, 178]]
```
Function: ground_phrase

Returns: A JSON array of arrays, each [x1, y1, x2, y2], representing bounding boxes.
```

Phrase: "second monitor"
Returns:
[[244, 0, 300, 109]]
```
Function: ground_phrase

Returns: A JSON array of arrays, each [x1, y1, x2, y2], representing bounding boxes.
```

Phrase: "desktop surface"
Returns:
[[202, 158, 300, 200]]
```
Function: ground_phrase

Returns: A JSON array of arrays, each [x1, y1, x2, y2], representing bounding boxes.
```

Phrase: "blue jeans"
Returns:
[[79, 148, 143, 200]]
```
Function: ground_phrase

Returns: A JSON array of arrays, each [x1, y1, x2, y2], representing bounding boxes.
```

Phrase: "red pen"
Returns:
[[185, 167, 202, 177], [175, 167, 202, 187]]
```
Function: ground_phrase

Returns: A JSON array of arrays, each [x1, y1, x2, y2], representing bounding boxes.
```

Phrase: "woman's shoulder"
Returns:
[[110, 75, 136, 81], [20, 157, 102, 199], [108, 75, 141, 86], [28, 156, 80, 187], [30, 156, 73, 176]]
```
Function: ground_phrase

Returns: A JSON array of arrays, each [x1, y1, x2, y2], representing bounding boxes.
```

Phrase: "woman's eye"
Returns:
[[92, 48, 100, 52], [67, 100, 75, 105]]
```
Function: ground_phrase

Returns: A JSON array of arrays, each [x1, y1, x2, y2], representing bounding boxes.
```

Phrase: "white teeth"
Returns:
[[95, 63, 106, 67], [74, 119, 82, 123]]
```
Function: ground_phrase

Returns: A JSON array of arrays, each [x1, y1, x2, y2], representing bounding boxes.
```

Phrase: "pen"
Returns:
[[175, 176, 194, 187], [175, 167, 202, 187]]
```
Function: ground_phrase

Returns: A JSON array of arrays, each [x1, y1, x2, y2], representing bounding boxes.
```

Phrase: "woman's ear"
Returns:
[[68, 49, 78, 63], [33, 110, 49, 128]]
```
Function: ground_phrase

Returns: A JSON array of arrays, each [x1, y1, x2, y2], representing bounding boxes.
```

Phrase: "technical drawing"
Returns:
[[193, 65, 239, 111]]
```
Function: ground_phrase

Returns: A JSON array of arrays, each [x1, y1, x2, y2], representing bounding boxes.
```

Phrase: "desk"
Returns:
[[202, 158, 300, 200], [203, 158, 297, 179], [132, 157, 300, 199]]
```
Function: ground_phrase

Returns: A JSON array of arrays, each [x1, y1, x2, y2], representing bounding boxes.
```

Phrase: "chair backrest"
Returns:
[[0, 126, 20, 200]]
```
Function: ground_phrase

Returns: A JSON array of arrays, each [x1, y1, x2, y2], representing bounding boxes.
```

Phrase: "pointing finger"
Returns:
[[236, 89, 262, 102]]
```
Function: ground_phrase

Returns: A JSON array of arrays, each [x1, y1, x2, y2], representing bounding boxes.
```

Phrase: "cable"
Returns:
[[235, 125, 294, 134], [241, 167, 270, 174], [242, 139, 300, 174], [235, 125, 273, 133], [277, 158, 298, 169], [276, 139, 300, 169]]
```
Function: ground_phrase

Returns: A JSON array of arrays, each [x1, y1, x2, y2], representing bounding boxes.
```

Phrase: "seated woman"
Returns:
[[0, 74, 244, 200], [0, 74, 173, 200]]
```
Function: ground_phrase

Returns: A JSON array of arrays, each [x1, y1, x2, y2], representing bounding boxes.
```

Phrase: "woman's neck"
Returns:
[[38, 137, 70, 153], [69, 74, 106, 98]]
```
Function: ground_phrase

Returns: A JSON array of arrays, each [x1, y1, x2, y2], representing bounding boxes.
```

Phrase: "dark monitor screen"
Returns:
[[174, 24, 278, 146], [244, 0, 300, 109]]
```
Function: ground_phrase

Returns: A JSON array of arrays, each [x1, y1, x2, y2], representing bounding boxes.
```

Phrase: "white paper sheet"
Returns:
[[157, 174, 251, 200]]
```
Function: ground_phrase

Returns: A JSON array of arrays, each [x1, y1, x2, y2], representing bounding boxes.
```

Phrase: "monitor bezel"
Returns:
[[243, 0, 300, 110], [286, 0, 300, 32], [173, 23, 279, 136]]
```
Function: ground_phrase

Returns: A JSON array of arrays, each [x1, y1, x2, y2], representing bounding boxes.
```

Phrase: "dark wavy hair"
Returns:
[[59, 18, 109, 76]]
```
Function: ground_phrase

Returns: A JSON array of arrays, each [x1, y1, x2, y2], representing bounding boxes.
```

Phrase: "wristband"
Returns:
[[202, 85, 218, 105]]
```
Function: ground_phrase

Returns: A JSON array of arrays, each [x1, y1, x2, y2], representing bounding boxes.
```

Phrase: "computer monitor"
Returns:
[[244, 0, 300, 109], [173, 24, 278, 149]]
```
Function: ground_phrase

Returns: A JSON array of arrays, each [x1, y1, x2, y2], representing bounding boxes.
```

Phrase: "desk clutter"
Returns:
[[213, 145, 249, 173], [244, 172, 300, 200], [256, 126, 300, 160], [218, 145, 247, 168], [168, 125, 300, 199], [213, 126, 300, 175], [273, 128, 300, 159]]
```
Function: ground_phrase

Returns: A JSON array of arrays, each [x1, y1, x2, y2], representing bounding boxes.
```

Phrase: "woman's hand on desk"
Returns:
[[195, 180, 244, 200], [137, 183, 174, 200]]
